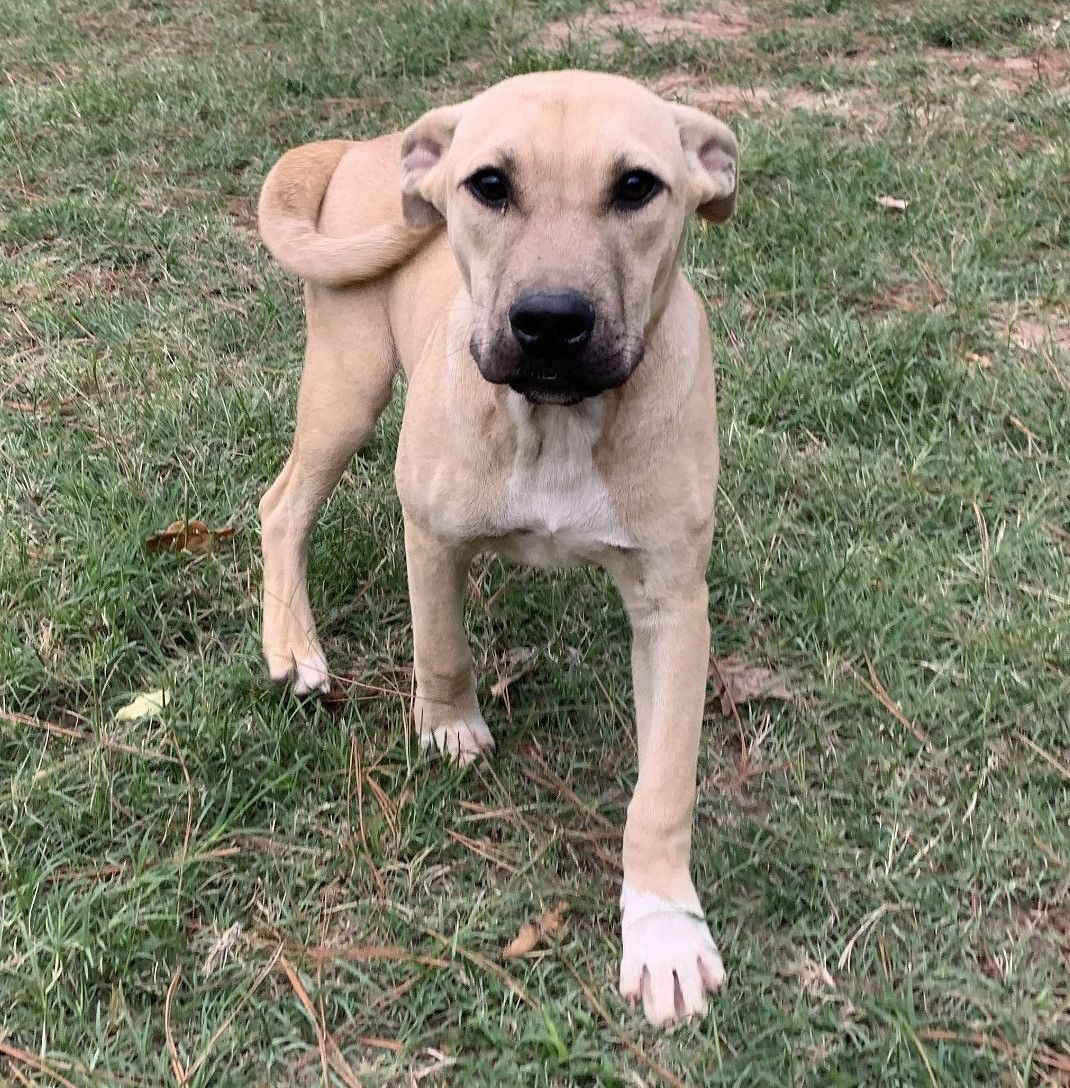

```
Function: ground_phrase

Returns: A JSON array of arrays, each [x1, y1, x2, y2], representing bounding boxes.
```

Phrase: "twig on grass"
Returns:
[[851, 658, 930, 746], [521, 747, 615, 833], [418, 923, 536, 1008], [7, 1061, 35, 1088], [279, 954, 364, 1088], [0, 1043, 80, 1088], [446, 829, 519, 872], [169, 728, 194, 917], [710, 657, 749, 790], [2, 708, 178, 763], [181, 944, 284, 1086], [349, 736, 386, 897], [237, 925, 448, 970], [1015, 730, 1070, 782], [42, 846, 240, 886], [291, 976, 418, 1077], [918, 1028, 1070, 1076], [164, 967, 186, 1086]]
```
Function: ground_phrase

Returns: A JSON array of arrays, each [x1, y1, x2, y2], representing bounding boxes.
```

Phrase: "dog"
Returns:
[[257, 70, 738, 1028]]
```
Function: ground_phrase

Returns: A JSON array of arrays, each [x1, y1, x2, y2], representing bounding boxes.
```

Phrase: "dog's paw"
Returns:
[[292, 648, 331, 696], [266, 642, 331, 696], [618, 882, 724, 1028], [418, 713, 495, 766]]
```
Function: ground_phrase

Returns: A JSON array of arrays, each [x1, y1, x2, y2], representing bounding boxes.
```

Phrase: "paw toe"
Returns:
[[674, 962, 709, 1020], [293, 653, 330, 696], [420, 718, 495, 764]]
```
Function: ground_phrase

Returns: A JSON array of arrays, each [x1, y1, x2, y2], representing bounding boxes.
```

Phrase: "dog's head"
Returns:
[[399, 71, 738, 405]]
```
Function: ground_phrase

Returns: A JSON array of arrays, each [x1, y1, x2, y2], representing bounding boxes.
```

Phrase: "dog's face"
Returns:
[[400, 72, 738, 405]]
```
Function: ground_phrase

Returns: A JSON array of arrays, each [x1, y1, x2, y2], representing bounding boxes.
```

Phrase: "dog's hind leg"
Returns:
[[259, 291, 394, 695]]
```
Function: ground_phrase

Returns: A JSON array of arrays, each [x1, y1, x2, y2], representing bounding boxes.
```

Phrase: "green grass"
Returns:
[[2, 0, 1069, 1085]]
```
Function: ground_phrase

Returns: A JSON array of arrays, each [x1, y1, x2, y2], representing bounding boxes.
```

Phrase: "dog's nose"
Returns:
[[509, 290, 595, 353]]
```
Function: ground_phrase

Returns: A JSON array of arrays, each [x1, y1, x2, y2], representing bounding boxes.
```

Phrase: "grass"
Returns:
[[2, 0, 1069, 1084]]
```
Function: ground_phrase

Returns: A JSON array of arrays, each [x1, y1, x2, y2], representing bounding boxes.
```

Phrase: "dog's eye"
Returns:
[[613, 170, 662, 209], [466, 169, 510, 209]]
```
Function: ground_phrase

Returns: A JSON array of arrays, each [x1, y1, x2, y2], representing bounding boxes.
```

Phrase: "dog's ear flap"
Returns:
[[669, 104, 739, 223], [400, 103, 466, 228]]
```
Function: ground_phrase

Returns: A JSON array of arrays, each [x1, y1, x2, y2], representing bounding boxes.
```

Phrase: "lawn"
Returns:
[[2, 0, 1069, 1084]]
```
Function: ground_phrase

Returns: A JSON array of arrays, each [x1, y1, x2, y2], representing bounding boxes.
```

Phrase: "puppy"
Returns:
[[257, 70, 738, 1027]]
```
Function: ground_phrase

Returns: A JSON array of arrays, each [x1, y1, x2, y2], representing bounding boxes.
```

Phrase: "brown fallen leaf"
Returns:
[[490, 646, 537, 699], [711, 655, 794, 716], [504, 922, 540, 959], [503, 900, 567, 960], [779, 954, 837, 993], [876, 195, 910, 211], [145, 519, 235, 555]]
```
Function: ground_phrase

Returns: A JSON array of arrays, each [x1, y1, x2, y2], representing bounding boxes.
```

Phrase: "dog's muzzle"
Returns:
[[506, 289, 595, 404], [472, 288, 638, 405]]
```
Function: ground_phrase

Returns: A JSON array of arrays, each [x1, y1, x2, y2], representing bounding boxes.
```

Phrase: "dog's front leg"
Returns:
[[612, 567, 725, 1026], [403, 516, 494, 764]]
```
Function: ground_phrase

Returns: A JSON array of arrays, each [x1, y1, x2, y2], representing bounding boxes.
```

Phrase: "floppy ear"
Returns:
[[669, 104, 739, 223], [400, 103, 466, 227]]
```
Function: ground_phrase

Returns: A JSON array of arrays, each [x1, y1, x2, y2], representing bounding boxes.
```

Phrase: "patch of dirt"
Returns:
[[0, 44, 81, 88], [541, 1, 752, 52], [1011, 317, 1070, 355], [995, 307, 1070, 356], [991, 305, 1070, 390], [317, 96, 388, 119], [223, 195, 257, 232], [651, 72, 851, 115], [63, 264, 154, 304], [924, 48, 1070, 92], [864, 274, 948, 316], [73, 7, 218, 58], [1009, 903, 1070, 971]]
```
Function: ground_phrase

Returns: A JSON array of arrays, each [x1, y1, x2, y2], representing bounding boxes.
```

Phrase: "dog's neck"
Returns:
[[506, 391, 608, 468]]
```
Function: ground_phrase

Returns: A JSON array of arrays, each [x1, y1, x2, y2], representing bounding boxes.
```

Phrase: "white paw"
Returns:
[[267, 643, 331, 695], [618, 883, 725, 1027], [292, 649, 331, 696], [418, 715, 495, 765]]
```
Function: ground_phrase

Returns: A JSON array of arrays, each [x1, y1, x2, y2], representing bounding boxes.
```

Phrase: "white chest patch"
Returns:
[[498, 394, 631, 568]]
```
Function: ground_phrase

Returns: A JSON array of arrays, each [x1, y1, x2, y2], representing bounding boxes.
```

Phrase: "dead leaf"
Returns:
[[876, 195, 910, 211], [490, 647, 537, 699], [200, 923, 245, 975], [503, 922, 540, 959], [711, 656, 794, 716], [115, 688, 170, 722], [145, 519, 235, 555], [537, 901, 566, 937], [503, 900, 567, 959], [779, 954, 837, 993]]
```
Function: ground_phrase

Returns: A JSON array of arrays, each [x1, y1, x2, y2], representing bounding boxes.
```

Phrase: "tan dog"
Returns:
[[257, 70, 738, 1027]]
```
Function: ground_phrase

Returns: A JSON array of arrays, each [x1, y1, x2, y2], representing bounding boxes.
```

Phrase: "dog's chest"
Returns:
[[494, 397, 631, 568]]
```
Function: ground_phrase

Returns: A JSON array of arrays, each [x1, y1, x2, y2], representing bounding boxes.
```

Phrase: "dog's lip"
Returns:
[[508, 372, 589, 405]]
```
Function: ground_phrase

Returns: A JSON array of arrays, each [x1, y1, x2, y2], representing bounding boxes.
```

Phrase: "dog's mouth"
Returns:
[[472, 331, 643, 405], [508, 371, 589, 406]]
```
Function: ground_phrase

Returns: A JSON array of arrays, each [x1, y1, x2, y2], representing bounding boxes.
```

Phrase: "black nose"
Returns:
[[509, 290, 595, 353]]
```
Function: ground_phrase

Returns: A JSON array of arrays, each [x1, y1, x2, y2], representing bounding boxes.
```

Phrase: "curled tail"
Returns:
[[257, 140, 433, 287]]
